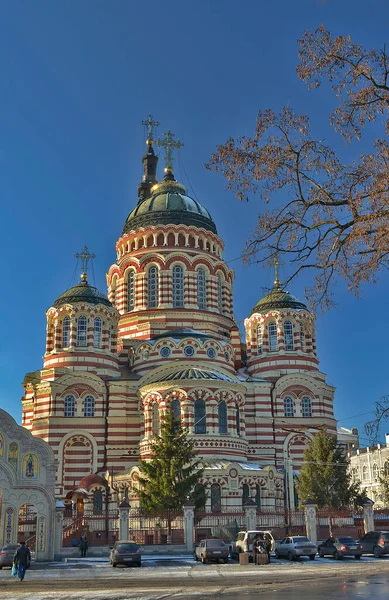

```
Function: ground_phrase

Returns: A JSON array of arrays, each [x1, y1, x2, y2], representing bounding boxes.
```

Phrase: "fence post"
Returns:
[[243, 499, 257, 530], [119, 500, 130, 541], [183, 500, 195, 552], [302, 498, 317, 545], [363, 499, 375, 534], [54, 501, 65, 560]]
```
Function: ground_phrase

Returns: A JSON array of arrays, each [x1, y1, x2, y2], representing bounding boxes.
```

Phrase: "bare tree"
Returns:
[[365, 395, 389, 444]]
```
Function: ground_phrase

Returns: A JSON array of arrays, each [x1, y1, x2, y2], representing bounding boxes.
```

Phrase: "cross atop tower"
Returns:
[[156, 129, 184, 173], [75, 246, 96, 282], [141, 114, 160, 144], [271, 253, 284, 289]]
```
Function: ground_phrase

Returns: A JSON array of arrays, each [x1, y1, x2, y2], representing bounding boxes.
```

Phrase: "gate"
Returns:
[[194, 509, 245, 543], [128, 509, 184, 545], [63, 509, 119, 547], [316, 509, 364, 541]]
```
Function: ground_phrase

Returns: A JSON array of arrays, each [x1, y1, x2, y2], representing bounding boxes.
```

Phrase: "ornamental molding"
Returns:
[[0, 409, 55, 465]]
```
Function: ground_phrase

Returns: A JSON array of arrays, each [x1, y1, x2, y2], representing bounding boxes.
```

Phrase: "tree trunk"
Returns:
[[328, 515, 333, 537]]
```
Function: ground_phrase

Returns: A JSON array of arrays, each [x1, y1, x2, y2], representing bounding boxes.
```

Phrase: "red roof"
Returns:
[[77, 474, 107, 491]]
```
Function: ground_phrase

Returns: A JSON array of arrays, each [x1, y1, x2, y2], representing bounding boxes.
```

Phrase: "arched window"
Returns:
[[77, 316, 88, 347], [171, 399, 181, 430], [242, 483, 250, 506], [257, 325, 262, 354], [84, 395, 95, 417], [255, 484, 261, 508], [194, 398, 206, 434], [284, 320, 294, 351], [268, 322, 277, 352], [210, 483, 221, 513], [373, 463, 379, 480], [217, 274, 223, 313], [62, 316, 70, 348], [172, 265, 184, 308], [218, 401, 227, 434], [284, 396, 294, 417], [94, 317, 102, 348], [236, 405, 241, 436], [93, 490, 103, 515], [152, 403, 159, 436], [301, 396, 312, 418], [194, 483, 206, 510], [147, 266, 159, 308], [127, 270, 135, 311], [300, 326, 304, 351], [197, 268, 207, 310], [384, 461, 389, 476], [64, 395, 76, 417], [362, 465, 368, 481]]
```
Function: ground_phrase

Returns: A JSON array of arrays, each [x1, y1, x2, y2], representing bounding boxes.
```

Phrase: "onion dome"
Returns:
[[77, 474, 108, 491], [250, 287, 308, 316], [52, 280, 112, 309]]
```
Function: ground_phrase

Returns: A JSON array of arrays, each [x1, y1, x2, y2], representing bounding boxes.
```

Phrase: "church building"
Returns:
[[21, 117, 337, 515]]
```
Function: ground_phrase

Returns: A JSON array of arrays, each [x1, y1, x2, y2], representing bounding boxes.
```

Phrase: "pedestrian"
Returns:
[[13, 541, 31, 583], [253, 534, 264, 565], [79, 535, 88, 557], [263, 534, 272, 563]]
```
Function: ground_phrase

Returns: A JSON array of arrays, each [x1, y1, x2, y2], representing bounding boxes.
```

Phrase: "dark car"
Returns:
[[194, 539, 229, 563], [359, 531, 389, 558], [0, 544, 20, 569], [109, 541, 141, 567], [318, 536, 362, 560]]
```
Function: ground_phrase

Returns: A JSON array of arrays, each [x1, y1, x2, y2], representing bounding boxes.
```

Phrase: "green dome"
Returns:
[[251, 287, 308, 316], [123, 181, 216, 235], [52, 281, 112, 309]]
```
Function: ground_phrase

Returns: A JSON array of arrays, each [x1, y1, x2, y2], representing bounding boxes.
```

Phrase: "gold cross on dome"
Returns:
[[75, 246, 95, 281], [156, 129, 184, 172], [141, 114, 160, 143], [270, 253, 284, 289]]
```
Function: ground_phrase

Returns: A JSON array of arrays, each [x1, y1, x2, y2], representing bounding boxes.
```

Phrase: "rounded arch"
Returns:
[[57, 431, 98, 487]]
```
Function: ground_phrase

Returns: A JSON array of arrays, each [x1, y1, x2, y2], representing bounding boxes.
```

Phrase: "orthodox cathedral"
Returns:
[[21, 117, 336, 514]]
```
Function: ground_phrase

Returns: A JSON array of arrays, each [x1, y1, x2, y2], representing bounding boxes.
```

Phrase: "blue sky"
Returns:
[[1, 0, 388, 444]]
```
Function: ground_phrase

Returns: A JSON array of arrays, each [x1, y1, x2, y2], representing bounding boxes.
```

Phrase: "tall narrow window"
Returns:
[[362, 465, 368, 481], [242, 483, 250, 506], [217, 274, 223, 313], [300, 326, 304, 351], [77, 316, 88, 347], [172, 265, 184, 308], [236, 405, 241, 436], [84, 395, 95, 417], [197, 268, 207, 310], [64, 395, 76, 417], [93, 490, 103, 514], [194, 398, 206, 434], [257, 325, 262, 354], [284, 396, 294, 417], [94, 317, 102, 348], [255, 484, 261, 508], [127, 270, 135, 311], [284, 320, 294, 350], [152, 403, 159, 436], [373, 463, 379, 480], [148, 266, 159, 308], [62, 316, 70, 347], [210, 483, 221, 513], [218, 401, 227, 434], [268, 322, 277, 352], [194, 483, 206, 510], [301, 396, 312, 418], [171, 399, 181, 431]]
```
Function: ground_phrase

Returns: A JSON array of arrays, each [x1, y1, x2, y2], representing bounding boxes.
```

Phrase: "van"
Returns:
[[235, 530, 274, 555]]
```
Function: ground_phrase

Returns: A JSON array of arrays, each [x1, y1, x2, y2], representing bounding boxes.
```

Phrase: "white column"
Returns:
[[363, 500, 374, 534], [119, 500, 130, 541], [243, 499, 257, 530], [54, 501, 65, 560], [303, 500, 317, 545], [183, 500, 195, 552]]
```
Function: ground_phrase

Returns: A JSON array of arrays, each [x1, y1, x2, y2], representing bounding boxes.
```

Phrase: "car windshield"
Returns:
[[338, 537, 355, 543], [248, 533, 262, 543], [206, 540, 225, 548], [293, 537, 310, 543], [116, 543, 138, 552]]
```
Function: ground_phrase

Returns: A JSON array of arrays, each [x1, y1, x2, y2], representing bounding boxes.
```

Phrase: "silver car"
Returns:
[[275, 536, 317, 561]]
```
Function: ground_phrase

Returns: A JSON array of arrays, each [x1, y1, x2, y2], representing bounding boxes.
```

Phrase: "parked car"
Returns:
[[109, 540, 141, 567], [194, 539, 229, 563], [275, 536, 317, 561], [318, 536, 362, 560], [359, 531, 389, 558], [0, 544, 23, 569], [235, 530, 275, 556]]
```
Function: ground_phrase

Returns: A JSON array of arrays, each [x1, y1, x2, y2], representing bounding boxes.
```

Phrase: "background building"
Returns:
[[349, 434, 389, 506]]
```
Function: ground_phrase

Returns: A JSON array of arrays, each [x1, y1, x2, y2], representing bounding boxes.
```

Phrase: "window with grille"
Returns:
[[152, 403, 159, 436], [217, 274, 223, 313], [172, 265, 184, 308], [93, 490, 103, 514], [62, 316, 70, 347], [194, 398, 206, 434], [64, 395, 76, 417], [301, 396, 312, 417], [300, 326, 304, 351], [284, 320, 294, 350], [268, 322, 277, 352], [171, 399, 181, 431], [194, 483, 206, 510], [242, 483, 250, 506], [127, 270, 135, 311], [255, 484, 261, 508], [84, 395, 95, 417], [147, 266, 159, 308], [94, 317, 102, 348], [77, 316, 88, 347], [218, 401, 227, 434], [236, 405, 241, 436], [210, 483, 221, 513], [257, 325, 262, 354], [197, 268, 207, 310], [284, 396, 294, 417]]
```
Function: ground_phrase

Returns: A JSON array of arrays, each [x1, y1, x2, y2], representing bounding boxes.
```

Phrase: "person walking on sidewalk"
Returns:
[[13, 541, 31, 583], [79, 535, 88, 557]]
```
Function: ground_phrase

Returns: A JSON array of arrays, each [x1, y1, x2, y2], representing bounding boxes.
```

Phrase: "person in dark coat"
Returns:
[[79, 535, 88, 557], [263, 534, 272, 563], [13, 541, 31, 582], [253, 534, 264, 565]]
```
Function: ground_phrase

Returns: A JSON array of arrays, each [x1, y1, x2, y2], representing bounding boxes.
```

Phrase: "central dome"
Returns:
[[123, 180, 217, 235], [251, 287, 308, 315], [52, 281, 113, 309]]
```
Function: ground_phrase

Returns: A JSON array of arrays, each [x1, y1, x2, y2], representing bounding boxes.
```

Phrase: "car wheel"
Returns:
[[334, 551, 341, 560], [112, 562, 117, 568], [319, 549, 325, 558], [309, 554, 315, 561], [373, 546, 381, 559], [288, 551, 294, 561], [355, 555, 361, 560], [201, 555, 207, 564]]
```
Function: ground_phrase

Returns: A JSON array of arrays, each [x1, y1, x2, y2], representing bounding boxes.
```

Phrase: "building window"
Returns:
[[194, 398, 206, 434], [236, 405, 241, 436], [171, 399, 181, 430], [197, 268, 207, 310], [172, 265, 184, 308], [207, 347, 216, 359], [127, 270, 135, 311], [160, 346, 171, 358], [300, 326, 304, 351], [257, 325, 262, 354], [373, 463, 379, 480], [301, 396, 312, 418], [218, 401, 227, 434], [284, 396, 294, 417], [147, 266, 159, 308], [255, 484, 261, 508], [152, 403, 159, 436], [284, 320, 294, 350], [64, 395, 76, 417], [210, 483, 221, 513], [217, 274, 223, 313], [194, 483, 206, 510], [184, 345, 195, 357], [242, 483, 250, 506], [268, 322, 277, 352], [94, 317, 102, 348], [84, 395, 95, 417], [384, 461, 389, 476], [77, 316, 88, 347], [362, 465, 368, 481], [62, 316, 70, 348], [93, 490, 103, 515]]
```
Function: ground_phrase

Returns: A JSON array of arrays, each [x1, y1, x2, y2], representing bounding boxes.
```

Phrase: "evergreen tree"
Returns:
[[136, 409, 204, 535]]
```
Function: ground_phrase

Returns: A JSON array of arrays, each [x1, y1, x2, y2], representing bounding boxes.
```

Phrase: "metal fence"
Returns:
[[128, 509, 184, 545]]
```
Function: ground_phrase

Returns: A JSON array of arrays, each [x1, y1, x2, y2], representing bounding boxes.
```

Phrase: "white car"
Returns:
[[235, 530, 275, 556], [275, 536, 316, 561]]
